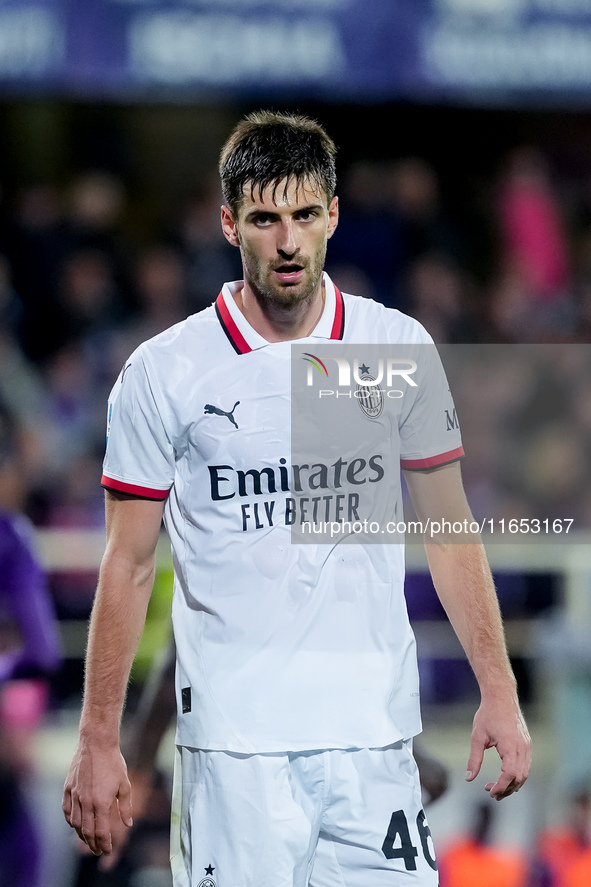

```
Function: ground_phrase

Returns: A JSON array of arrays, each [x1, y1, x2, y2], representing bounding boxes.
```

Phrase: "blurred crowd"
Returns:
[[0, 167, 241, 535]]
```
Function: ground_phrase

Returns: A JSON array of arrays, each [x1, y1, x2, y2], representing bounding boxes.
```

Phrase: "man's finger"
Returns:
[[80, 803, 113, 857], [80, 806, 100, 855], [67, 792, 82, 830], [62, 787, 72, 821], [94, 805, 115, 856], [485, 763, 528, 800], [117, 782, 134, 828], [487, 776, 516, 800], [466, 737, 485, 782], [487, 782, 518, 800]]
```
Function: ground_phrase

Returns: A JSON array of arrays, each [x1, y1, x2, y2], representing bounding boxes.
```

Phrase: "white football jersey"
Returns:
[[102, 274, 463, 752]]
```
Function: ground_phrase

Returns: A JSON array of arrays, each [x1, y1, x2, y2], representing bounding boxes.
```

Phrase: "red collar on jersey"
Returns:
[[215, 285, 345, 355]]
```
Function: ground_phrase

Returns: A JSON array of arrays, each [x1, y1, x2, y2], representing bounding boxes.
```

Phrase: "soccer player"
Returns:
[[62, 111, 531, 886]]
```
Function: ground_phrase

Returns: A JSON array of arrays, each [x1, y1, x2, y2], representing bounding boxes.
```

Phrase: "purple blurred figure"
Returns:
[[0, 407, 61, 887]]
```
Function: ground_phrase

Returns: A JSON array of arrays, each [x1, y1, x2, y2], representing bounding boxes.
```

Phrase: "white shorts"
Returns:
[[170, 740, 439, 887]]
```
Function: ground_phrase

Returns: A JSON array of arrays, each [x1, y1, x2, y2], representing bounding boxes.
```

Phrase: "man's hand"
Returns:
[[466, 695, 532, 800], [62, 739, 133, 857]]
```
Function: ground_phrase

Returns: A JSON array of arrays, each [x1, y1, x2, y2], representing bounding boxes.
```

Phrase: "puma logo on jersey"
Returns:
[[204, 401, 240, 429]]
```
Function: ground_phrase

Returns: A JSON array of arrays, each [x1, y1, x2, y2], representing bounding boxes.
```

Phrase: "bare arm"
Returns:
[[62, 490, 165, 857], [404, 461, 531, 800]]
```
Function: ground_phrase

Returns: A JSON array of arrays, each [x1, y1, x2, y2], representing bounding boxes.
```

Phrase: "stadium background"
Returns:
[[2, 0, 591, 885]]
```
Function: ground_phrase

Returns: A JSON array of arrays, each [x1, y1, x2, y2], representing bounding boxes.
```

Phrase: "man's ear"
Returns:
[[327, 196, 339, 240], [221, 204, 240, 247]]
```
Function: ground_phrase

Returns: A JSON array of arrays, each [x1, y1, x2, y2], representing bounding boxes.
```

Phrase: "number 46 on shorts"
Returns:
[[382, 809, 438, 872]]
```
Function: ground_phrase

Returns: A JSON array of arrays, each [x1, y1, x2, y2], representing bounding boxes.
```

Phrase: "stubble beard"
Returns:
[[241, 242, 327, 314]]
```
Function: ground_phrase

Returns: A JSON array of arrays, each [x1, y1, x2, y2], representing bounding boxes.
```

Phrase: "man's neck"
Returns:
[[234, 281, 325, 343]]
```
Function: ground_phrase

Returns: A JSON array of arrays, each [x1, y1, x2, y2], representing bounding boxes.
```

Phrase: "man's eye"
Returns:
[[255, 214, 273, 226], [297, 210, 317, 221]]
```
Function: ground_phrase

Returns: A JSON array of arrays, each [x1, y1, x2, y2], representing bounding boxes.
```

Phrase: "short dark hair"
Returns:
[[219, 110, 337, 217]]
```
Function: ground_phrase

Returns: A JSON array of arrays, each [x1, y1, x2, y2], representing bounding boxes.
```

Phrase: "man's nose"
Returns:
[[277, 219, 298, 257]]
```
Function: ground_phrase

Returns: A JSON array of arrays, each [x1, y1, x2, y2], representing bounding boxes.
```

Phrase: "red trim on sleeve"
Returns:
[[101, 475, 170, 500], [215, 292, 252, 354], [400, 446, 465, 471], [330, 287, 345, 339]]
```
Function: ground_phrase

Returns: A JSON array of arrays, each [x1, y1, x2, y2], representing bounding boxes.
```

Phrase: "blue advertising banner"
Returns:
[[2, 0, 591, 102]]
